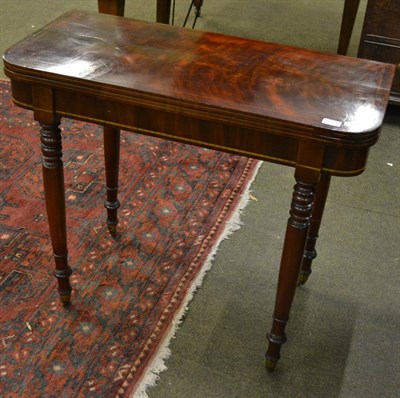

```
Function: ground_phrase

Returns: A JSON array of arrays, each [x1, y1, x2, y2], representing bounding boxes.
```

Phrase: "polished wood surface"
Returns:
[[4, 12, 392, 144], [3, 10, 394, 370]]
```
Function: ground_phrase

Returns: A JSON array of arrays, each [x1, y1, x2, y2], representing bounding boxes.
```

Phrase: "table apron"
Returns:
[[8, 79, 374, 176]]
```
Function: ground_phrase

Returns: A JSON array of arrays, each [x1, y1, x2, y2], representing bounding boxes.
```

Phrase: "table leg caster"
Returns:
[[59, 291, 71, 306], [107, 222, 118, 237], [265, 358, 277, 372], [104, 199, 120, 237], [298, 270, 311, 285], [54, 266, 72, 306]]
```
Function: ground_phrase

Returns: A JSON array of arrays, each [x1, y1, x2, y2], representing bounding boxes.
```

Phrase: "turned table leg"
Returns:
[[266, 169, 318, 370], [103, 126, 121, 236], [298, 172, 331, 285], [40, 119, 72, 305]]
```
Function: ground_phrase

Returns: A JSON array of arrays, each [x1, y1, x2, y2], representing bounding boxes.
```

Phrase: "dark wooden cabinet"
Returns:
[[358, 0, 400, 104]]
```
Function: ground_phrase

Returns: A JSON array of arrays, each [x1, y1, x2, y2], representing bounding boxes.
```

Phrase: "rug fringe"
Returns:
[[131, 160, 263, 398]]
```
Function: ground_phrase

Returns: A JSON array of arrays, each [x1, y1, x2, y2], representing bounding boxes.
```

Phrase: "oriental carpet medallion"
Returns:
[[0, 80, 260, 397]]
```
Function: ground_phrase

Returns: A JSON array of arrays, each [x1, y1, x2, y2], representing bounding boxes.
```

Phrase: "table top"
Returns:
[[3, 10, 394, 138]]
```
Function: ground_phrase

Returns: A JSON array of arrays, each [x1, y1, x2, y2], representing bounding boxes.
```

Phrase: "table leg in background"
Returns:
[[157, 0, 172, 23], [98, 0, 126, 16], [337, 0, 361, 55], [103, 126, 121, 236]]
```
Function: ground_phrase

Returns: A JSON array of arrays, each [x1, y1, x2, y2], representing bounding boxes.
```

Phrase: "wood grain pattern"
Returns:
[[2, 9, 395, 370], [4, 10, 393, 137]]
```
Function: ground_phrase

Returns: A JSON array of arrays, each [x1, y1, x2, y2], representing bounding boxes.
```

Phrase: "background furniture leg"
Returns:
[[337, 0, 360, 55], [266, 171, 317, 370], [40, 119, 72, 305], [97, 0, 125, 16], [157, 0, 172, 24], [194, 0, 204, 17], [184, 0, 204, 28], [298, 172, 331, 285], [104, 126, 121, 236]]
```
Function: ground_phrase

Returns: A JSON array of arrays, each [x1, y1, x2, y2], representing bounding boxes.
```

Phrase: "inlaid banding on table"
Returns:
[[7, 79, 382, 149], [13, 96, 370, 175]]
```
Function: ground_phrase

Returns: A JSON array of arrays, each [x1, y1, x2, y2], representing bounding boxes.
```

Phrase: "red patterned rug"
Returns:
[[0, 80, 259, 397]]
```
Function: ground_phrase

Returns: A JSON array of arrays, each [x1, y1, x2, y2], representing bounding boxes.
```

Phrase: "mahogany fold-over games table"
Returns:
[[3, 10, 394, 370]]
